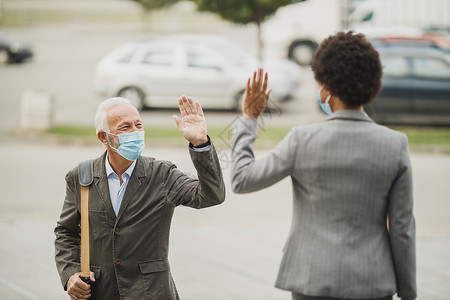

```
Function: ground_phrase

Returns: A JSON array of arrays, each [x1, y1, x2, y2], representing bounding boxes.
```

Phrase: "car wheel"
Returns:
[[118, 87, 145, 111], [288, 42, 317, 66], [0, 49, 10, 65]]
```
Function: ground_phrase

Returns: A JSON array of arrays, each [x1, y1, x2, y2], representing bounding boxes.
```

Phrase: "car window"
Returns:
[[187, 48, 222, 70], [380, 54, 409, 78], [204, 40, 250, 66], [141, 49, 173, 66], [117, 49, 136, 63], [412, 57, 450, 80]]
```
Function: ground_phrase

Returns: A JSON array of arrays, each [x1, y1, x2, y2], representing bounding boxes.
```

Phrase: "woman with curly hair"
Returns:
[[231, 32, 416, 300]]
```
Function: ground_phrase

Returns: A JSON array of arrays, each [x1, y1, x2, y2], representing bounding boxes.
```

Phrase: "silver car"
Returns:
[[94, 34, 302, 110]]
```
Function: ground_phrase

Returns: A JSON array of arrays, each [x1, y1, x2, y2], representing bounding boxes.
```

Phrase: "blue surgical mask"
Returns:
[[318, 86, 332, 116], [106, 131, 145, 161]]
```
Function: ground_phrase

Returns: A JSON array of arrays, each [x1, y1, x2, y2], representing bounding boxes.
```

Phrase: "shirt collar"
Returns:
[[105, 154, 137, 178]]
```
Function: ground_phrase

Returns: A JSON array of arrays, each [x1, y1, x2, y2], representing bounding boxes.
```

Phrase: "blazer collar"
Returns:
[[326, 109, 374, 123], [93, 152, 116, 222], [92, 151, 148, 224], [93, 151, 147, 178]]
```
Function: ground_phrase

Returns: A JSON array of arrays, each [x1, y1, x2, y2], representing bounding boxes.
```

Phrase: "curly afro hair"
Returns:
[[311, 31, 383, 106]]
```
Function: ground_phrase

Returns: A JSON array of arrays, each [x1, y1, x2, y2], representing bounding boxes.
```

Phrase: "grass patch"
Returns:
[[45, 125, 291, 146], [45, 125, 450, 150], [48, 126, 95, 136], [392, 127, 450, 145]]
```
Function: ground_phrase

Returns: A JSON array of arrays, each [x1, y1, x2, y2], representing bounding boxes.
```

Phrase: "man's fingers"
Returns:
[[90, 272, 96, 283], [71, 290, 91, 300], [69, 283, 90, 299], [195, 101, 204, 117], [178, 97, 187, 118], [187, 97, 197, 115], [181, 96, 193, 116], [173, 115, 182, 129]]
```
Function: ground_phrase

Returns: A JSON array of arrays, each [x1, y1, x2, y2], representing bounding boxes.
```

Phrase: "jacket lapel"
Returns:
[[116, 156, 147, 223], [93, 151, 117, 223]]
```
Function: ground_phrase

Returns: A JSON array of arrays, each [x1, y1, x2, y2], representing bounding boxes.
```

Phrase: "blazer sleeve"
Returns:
[[165, 143, 225, 209], [54, 168, 81, 290], [231, 117, 296, 193], [387, 134, 417, 299]]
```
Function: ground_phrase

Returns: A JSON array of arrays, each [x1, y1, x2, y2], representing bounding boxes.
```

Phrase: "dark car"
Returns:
[[0, 32, 33, 64], [364, 46, 450, 125]]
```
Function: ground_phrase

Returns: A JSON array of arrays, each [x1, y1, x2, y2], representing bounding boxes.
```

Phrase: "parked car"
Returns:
[[94, 34, 302, 111], [364, 46, 450, 125], [0, 32, 33, 64], [370, 33, 450, 54]]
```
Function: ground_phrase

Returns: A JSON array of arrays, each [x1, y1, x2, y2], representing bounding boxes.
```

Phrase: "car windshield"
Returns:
[[111, 43, 141, 63]]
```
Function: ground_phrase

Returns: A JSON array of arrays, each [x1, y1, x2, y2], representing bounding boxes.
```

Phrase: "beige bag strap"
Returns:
[[78, 159, 94, 283], [80, 185, 90, 279]]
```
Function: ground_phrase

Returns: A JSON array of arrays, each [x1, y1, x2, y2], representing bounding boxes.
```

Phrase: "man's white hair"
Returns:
[[94, 97, 137, 133]]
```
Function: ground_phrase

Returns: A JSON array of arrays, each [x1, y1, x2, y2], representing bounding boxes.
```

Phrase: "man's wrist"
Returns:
[[190, 136, 210, 148]]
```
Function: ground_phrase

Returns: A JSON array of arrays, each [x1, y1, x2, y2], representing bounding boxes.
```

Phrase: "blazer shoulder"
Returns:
[[65, 153, 105, 182], [288, 122, 327, 141], [144, 157, 176, 173], [65, 165, 78, 183], [375, 124, 409, 142]]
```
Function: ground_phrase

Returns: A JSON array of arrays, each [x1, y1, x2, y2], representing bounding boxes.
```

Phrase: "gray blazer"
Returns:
[[55, 144, 225, 300], [231, 110, 416, 299]]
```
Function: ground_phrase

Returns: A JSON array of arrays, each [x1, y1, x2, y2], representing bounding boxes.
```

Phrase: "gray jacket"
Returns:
[[231, 110, 416, 299], [55, 144, 225, 299]]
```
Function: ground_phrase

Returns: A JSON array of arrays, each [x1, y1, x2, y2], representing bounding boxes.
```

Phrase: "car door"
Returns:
[[410, 55, 450, 116], [372, 53, 415, 116], [180, 44, 236, 109], [134, 42, 184, 107]]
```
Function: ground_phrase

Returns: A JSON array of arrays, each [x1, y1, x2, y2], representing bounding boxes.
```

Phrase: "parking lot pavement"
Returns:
[[1, 139, 450, 300]]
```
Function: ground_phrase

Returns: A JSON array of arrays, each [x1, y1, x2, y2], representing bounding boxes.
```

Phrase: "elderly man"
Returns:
[[55, 96, 225, 300]]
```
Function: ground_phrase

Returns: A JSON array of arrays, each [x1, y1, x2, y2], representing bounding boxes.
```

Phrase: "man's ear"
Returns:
[[97, 131, 108, 145]]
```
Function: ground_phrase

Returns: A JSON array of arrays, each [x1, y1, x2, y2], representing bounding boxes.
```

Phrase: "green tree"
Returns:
[[192, 0, 298, 61], [131, 0, 179, 10], [131, 0, 179, 28]]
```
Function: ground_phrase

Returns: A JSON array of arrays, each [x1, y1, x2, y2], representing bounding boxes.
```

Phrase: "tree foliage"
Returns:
[[192, 0, 293, 25], [131, 0, 179, 10]]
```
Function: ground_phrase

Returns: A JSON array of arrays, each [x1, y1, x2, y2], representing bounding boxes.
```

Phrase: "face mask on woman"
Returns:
[[318, 86, 332, 116]]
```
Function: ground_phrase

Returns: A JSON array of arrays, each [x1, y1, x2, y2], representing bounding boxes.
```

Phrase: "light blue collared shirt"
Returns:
[[105, 155, 136, 216]]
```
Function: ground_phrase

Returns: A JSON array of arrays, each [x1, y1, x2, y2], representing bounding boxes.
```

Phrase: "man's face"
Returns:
[[107, 104, 144, 135], [104, 104, 144, 149]]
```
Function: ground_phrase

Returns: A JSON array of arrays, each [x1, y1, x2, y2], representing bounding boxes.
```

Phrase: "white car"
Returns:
[[94, 34, 302, 110]]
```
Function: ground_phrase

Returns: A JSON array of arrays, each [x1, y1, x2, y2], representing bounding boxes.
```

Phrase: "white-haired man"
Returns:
[[55, 96, 225, 300]]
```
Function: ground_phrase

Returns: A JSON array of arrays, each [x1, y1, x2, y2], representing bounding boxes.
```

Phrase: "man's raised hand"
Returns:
[[173, 96, 208, 146]]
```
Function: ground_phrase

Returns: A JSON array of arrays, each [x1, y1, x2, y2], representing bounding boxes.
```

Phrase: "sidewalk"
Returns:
[[1, 139, 449, 299]]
